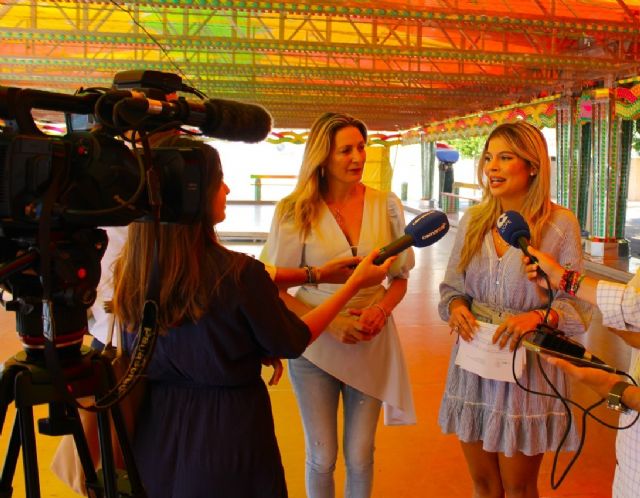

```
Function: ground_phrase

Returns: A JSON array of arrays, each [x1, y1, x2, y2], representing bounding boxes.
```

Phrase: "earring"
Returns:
[[530, 171, 536, 177], [320, 167, 325, 179]]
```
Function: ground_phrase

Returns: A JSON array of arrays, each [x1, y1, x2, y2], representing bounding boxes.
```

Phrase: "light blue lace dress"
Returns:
[[438, 206, 593, 456]]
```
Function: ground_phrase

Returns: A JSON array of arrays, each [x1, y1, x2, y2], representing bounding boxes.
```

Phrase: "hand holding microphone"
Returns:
[[373, 209, 449, 265], [495, 211, 616, 370], [495, 211, 568, 291], [496, 210, 549, 288], [496, 210, 539, 265], [523, 246, 566, 291]]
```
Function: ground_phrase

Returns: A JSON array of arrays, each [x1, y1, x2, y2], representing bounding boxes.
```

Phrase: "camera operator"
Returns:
[[524, 246, 640, 498], [109, 135, 393, 498]]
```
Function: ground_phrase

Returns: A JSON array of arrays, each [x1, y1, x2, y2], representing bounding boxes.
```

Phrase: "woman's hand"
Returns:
[[327, 314, 372, 344], [523, 246, 565, 291], [316, 256, 361, 283], [348, 305, 386, 339], [347, 250, 396, 289], [492, 311, 541, 351], [261, 357, 283, 386], [448, 298, 478, 341]]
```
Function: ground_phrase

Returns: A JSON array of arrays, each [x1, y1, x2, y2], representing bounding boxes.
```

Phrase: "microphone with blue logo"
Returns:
[[373, 210, 449, 265], [496, 210, 540, 267]]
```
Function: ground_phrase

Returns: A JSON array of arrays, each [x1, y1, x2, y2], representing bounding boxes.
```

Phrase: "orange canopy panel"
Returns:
[[0, 1, 639, 130]]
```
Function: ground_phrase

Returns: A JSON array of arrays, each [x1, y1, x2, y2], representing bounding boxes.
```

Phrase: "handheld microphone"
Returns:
[[373, 210, 449, 265], [114, 96, 272, 143], [496, 210, 538, 264]]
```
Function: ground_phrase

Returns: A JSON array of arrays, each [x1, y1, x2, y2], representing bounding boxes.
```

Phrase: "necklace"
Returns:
[[493, 227, 510, 249], [329, 205, 346, 229]]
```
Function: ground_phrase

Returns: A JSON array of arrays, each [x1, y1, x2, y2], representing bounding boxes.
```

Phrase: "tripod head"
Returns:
[[0, 227, 106, 356]]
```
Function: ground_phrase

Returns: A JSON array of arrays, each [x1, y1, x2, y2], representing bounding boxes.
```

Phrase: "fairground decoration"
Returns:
[[266, 83, 640, 147], [267, 131, 403, 147]]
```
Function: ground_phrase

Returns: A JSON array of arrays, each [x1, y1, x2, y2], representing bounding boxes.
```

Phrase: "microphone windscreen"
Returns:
[[201, 99, 272, 143], [404, 210, 449, 247], [496, 210, 530, 247]]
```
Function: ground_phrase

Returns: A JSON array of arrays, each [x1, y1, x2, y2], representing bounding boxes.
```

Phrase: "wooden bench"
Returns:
[[250, 174, 297, 201]]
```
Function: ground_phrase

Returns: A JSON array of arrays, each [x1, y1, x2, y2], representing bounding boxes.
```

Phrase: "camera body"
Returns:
[[0, 71, 232, 353]]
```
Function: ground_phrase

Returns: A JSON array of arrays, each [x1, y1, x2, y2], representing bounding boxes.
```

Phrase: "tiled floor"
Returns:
[[0, 205, 630, 497]]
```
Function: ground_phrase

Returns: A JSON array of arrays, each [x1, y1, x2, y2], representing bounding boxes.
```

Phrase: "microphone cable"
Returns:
[[511, 331, 639, 489]]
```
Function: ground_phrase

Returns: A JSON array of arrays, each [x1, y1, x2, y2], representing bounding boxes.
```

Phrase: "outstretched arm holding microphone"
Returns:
[[523, 245, 640, 346], [545, 355, 640, 411], [523, 243, 640, 498]]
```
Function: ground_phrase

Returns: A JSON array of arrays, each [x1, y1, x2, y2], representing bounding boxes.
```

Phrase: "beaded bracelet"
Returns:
[[559, 269, 583, 296], [574, 273, 586, 295]]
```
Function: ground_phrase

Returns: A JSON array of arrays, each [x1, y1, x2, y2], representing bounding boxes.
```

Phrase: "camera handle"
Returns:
[[0, 346, 145, 498]]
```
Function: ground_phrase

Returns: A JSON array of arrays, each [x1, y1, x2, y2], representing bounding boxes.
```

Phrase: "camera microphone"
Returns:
[[373, 210, 449, 265], [115, 96, 272, 143]]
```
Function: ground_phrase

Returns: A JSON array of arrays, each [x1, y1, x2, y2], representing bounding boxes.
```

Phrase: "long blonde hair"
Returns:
[[275, 112, 368, 237], [112, 136, 243, 330], [457, 121, 553, 271]]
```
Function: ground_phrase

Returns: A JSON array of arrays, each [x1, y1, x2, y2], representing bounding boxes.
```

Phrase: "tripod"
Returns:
[[0, 345, 146, 498]]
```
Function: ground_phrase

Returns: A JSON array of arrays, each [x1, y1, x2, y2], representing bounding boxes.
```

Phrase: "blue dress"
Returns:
[[124, 254, 310, 498]]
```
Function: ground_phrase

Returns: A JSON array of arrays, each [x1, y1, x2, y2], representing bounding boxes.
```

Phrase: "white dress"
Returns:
[[260, 187, 416, 425]]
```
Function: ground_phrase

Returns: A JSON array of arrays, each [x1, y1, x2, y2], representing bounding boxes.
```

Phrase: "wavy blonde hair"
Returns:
[[275, 112, 368, 237], [112, 136, 243, 331], [457, 121, 553, 271]]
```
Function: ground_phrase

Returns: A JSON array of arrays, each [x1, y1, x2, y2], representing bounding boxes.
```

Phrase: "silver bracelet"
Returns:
[[372, 304, 389, 321]]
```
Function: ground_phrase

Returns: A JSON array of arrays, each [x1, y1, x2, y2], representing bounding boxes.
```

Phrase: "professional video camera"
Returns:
[[0, 70, 272, 353], [0, 71, 272, 496]]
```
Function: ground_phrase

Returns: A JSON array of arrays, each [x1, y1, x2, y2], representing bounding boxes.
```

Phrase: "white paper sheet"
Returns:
[[455, 321, 526, 383]]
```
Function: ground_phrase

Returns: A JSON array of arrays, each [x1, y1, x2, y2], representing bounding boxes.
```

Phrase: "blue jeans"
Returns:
[[288, 356, 382, 498]]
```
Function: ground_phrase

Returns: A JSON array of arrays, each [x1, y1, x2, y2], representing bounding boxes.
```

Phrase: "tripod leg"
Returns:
[[0, 416, 21, 496], [16, 405, 41, 498], [64, 404, 104, 498], [96, 410, 118, 498], [110, 402, 146, 497], [0, 366, 17, 432]]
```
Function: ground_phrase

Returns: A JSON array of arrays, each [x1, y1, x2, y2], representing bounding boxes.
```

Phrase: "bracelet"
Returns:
[[303, 265, 317, 285], [574, 273, 586, 295], [559, 269, 583, 295], [532, 309, 546, 323], [558, 269, 572, 293], [372, 304, 389, 321]]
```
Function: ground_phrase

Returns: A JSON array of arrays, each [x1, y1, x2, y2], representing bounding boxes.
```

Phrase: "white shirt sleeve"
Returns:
[[596, 269, 640, 330]]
